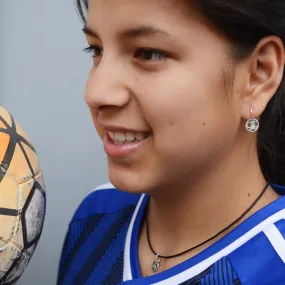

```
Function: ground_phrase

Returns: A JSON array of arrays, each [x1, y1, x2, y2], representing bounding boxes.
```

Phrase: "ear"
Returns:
[[241, 36, 285, 120]]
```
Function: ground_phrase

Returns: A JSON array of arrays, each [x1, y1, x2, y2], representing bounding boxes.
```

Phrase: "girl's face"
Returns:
[[84, 0, 247, 193]]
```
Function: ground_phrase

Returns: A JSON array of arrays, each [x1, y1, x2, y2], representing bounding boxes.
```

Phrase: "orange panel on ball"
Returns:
[[0, 133, 10, 162], [5, 144, 35, 184]]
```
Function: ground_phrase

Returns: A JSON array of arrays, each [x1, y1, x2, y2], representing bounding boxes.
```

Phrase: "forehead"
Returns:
[[87, 0, 202, 35], [88, 0, 186, 19]]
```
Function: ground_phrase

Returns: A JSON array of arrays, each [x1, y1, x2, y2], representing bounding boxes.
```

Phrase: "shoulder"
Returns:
[[71, 182, 142, 222]]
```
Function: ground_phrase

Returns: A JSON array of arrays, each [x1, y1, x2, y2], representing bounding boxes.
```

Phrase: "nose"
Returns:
[[85, 57, 131, 112]]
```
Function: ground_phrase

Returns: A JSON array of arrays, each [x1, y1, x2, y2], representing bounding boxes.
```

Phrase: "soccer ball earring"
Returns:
[[245, 107, 259, 132]]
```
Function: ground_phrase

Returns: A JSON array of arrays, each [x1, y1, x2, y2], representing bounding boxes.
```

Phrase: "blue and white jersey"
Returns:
[[57, 183, 285, 285]]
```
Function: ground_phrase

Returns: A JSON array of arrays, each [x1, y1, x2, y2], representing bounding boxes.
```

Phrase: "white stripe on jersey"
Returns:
[[87, 182, 116, 195], [123, 194, 145, 281], [263, 223, 285, 263]]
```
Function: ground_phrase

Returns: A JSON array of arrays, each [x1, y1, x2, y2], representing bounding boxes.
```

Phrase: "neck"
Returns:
[[146, 140, 279, 257]]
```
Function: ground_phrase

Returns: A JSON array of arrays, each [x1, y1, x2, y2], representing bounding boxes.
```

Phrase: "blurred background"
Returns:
[[1, 0, 109, 284]]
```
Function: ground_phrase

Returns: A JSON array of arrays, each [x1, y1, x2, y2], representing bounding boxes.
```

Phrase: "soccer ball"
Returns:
[[0, 106, 46, 285]]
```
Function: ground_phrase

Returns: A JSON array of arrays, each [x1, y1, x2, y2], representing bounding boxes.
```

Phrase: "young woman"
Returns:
[[57, 1, 285, 284]]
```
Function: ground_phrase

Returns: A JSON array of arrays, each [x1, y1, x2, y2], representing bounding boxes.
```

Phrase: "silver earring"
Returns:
[[245, 108, 259, 132]]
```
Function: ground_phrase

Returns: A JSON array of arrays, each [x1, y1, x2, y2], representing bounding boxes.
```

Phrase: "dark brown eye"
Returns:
[[135, 49, 168, 61], [83, 46, 103, 58]]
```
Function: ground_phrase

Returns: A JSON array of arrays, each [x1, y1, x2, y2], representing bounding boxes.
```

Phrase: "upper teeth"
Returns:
[[108, 131, 148, 142]]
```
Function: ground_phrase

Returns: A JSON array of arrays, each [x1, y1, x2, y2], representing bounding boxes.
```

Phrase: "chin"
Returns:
[[108, 171, 147, 194], [107, 161, 155, 194]]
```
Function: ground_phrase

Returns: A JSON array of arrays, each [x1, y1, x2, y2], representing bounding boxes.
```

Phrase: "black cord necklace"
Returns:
[[146, 182, 270, 273]]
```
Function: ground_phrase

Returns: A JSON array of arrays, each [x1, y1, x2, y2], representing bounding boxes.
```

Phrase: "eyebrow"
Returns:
[[82, 26, 100, 39], [82, 25, 172, 40]]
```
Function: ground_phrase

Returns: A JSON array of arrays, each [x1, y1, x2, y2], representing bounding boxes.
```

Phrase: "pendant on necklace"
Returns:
[[152, 254, 161, 272]]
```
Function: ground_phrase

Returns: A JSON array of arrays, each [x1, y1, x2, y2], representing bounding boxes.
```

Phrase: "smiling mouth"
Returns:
[[107, 131, 152, 144]]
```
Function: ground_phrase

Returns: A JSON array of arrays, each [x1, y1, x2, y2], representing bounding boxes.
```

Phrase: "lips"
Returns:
[[103, 130, 151, 158]]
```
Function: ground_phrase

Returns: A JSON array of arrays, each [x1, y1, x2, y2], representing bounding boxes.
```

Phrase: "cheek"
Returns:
[[151, 107, 236, 175], [140, 74, 220, 133], [140, 74, 237, 164]]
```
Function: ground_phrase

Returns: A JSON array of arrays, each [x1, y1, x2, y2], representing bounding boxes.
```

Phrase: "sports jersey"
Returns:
[[57, 183, 285, 285]]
